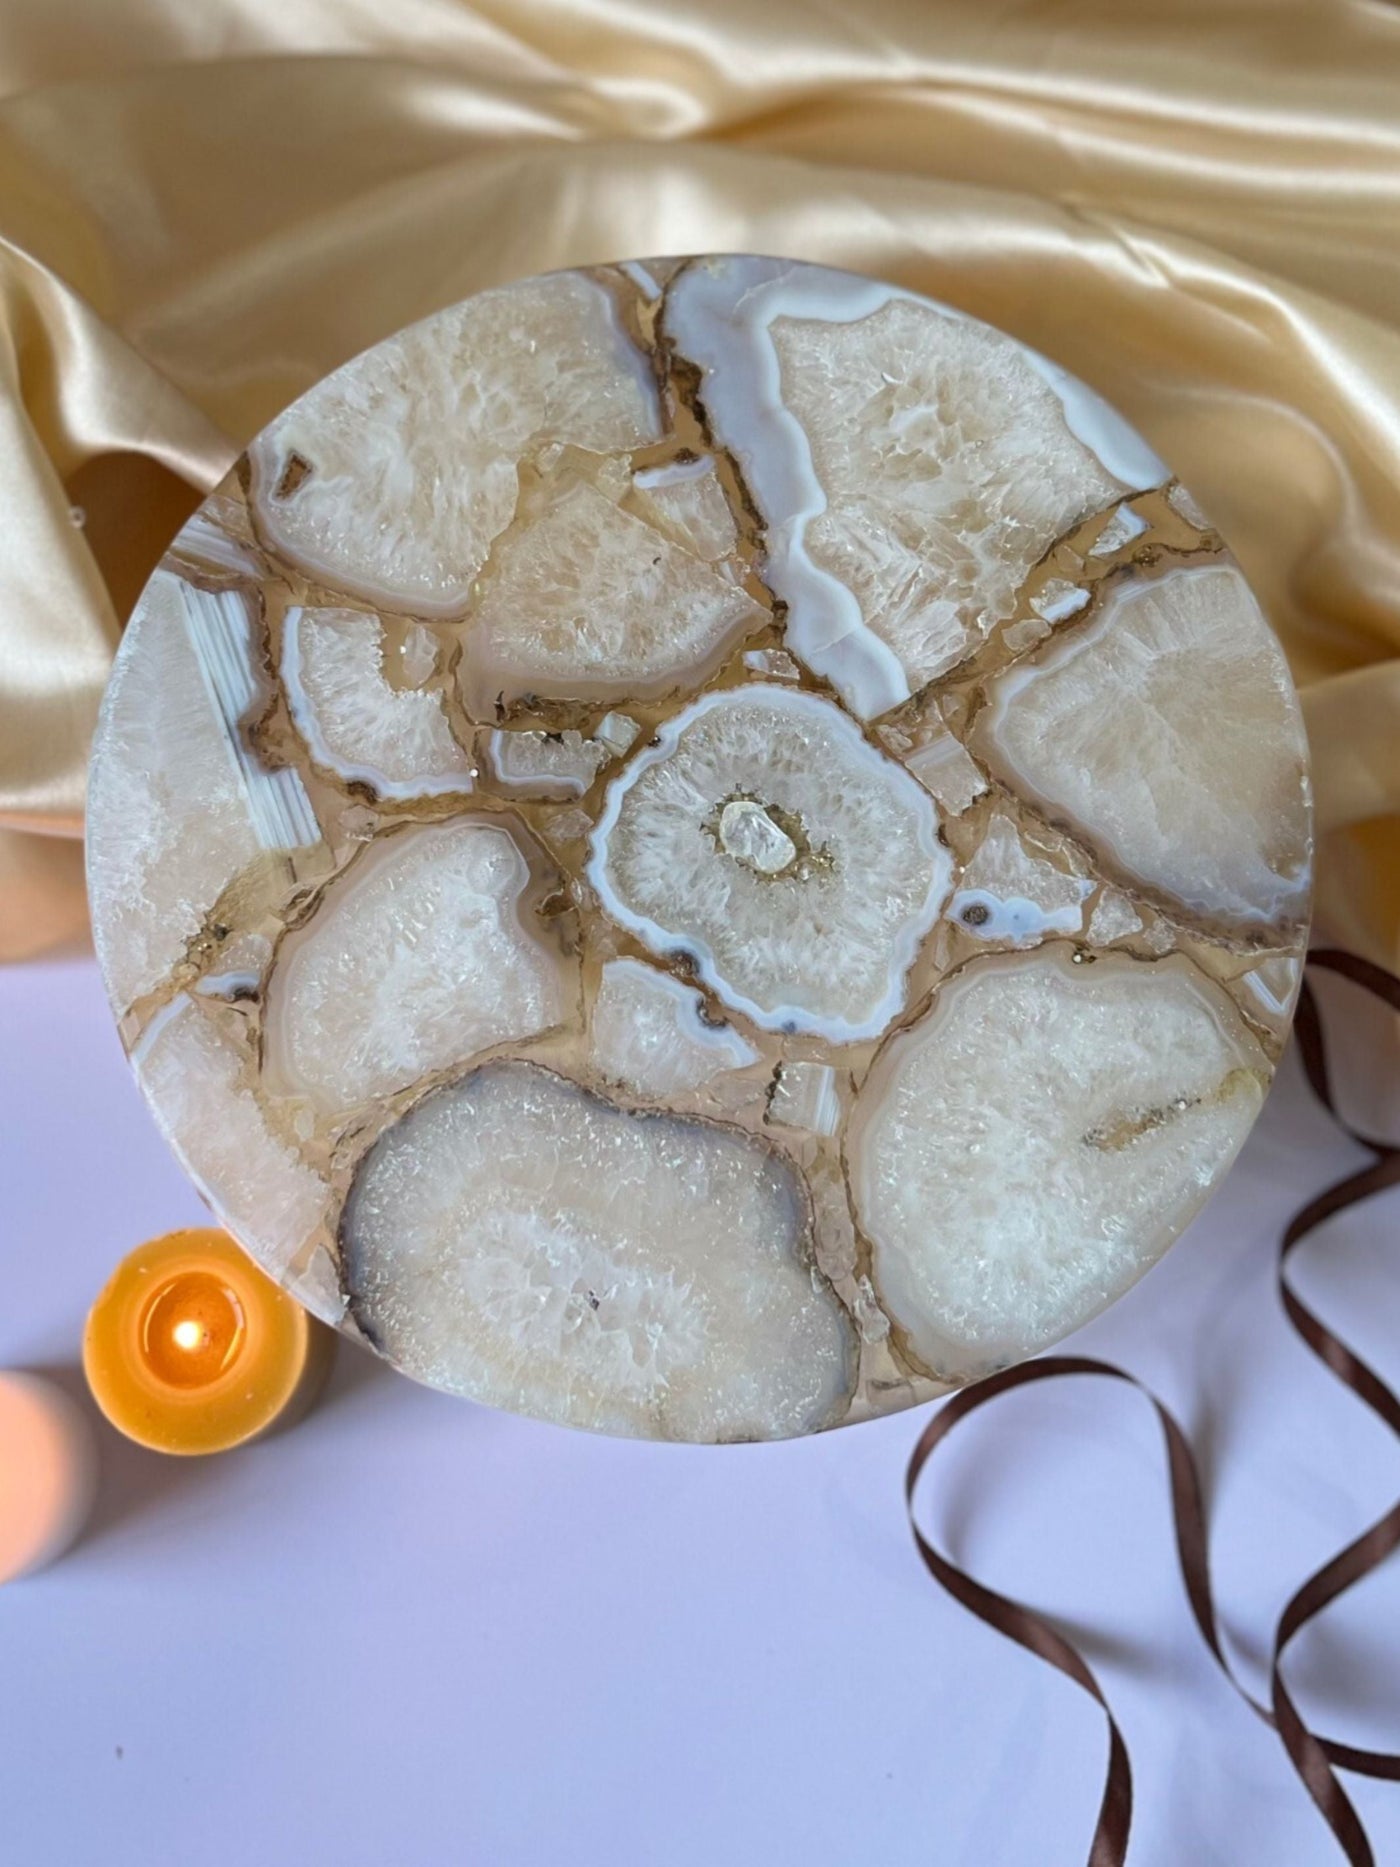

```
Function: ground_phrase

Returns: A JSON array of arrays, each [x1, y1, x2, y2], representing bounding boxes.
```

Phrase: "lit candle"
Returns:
[[83, 1228, 335, 1455], [0, 1372, 99, 1583]]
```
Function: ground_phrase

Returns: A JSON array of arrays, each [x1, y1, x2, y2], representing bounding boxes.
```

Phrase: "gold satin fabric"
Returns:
[[3, 1, 1399, 962]]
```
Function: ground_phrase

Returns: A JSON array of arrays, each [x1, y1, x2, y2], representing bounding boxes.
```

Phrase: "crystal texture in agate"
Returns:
[[86, 256, 1313, 1441]]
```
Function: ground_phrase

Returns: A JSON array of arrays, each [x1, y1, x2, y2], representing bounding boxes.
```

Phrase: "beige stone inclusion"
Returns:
[[86, 256, 1313, 1442]]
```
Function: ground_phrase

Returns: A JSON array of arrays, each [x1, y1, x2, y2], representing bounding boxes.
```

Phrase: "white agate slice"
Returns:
[[248, 271, 664, 615], [194, 929, 274, 1001], [281, 606, 474, 799], [618, 259, 663, 299], [1240, 954, 1303, 1022], [900, 724, 988, 815], [88, 570, 321, 1013], [341, 1061, 854, 1440], [397, 623, 439, 686], [464, 483, 763, 710], [664, 257, 1166, 716], [742, 647, 802, 681], [949, 814, 1092, 946], [628, 454, 739, 561], [1085, 888, 1145, 945], [588, 685, 950, 1043], [487, 728, 608, 798], [171, 496, 263, 579], [594, 711, 641, 755], [1003, 616, 1051, 654], [132, 996, 333, 1309], [976, 565, 1312, 925], [768, 1060, 842, 1136], [1169, 482, 1213, 530], [1030, 580, 1090, 623], [848, 948, 1268, 1380], [718, 798, 796, 873], [290, 1247, 348, 1324], [590, 957, 759, 1098], [262, 820, 571, 1116], [539, 805, 594, 848], [1089, 503, 1150, 556]]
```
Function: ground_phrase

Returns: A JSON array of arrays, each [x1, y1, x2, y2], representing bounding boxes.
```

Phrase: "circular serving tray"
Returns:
[[87, 256, 1312, 1441]]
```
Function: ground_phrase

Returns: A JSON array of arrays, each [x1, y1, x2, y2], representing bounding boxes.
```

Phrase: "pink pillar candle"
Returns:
[[0, 1372, 98, 1583]]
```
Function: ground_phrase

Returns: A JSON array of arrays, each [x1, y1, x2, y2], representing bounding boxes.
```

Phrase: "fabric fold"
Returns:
[[1, 5, 1397, 960]]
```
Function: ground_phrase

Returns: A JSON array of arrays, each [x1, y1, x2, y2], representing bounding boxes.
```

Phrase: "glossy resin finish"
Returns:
[[87, 257, 1312, 1440]]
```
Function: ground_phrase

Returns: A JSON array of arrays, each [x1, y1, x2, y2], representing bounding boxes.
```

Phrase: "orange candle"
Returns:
[[83, 1228, 335, 1455], [0, 1373, 99, 1583]]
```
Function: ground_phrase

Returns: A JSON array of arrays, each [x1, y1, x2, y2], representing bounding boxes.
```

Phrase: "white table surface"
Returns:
[[2, 951, 1397, 1867]]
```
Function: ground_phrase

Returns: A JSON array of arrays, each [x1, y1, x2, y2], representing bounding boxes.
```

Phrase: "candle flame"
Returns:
[[171, 1318, 205, 1352]]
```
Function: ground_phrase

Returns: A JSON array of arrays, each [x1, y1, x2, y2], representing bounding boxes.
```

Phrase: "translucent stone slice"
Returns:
[[595, 711, 641, 756], [1086, 888, 1145, 946], [263, 820, 572, 1116], [539, 805, 594, 848], [847, 948, 1268, 1380], [628, 455, 739, 561], [133, 997, 332, 1306], [341, 1061, 855, 1440], [281, 606, 474, 799], [1003, 615, 1052, 654], [248, 271, 664, 615], [1169, 482, 1212, 530], [768, 1061, 842, 1136], [664, 257, 1164, 717], [719, 798, 797, 873], [976, 565, 1312, 925], [194, 930, 274, 1001], [398, 623, 440, 686], [619, 259, 663, 299], [487, 728, 607, 799], [87, 570, 321, 1013], [900, 723, 988, 815], [1030, 580, 1090, 622], [170, 495, 263, 580], [1140, 917, 1177, 956], [742, 647, 802, 681], [949, 814, 1092, 946], [1089, 503, 1150, 556], [590, 957, 759, 1097], [588, 685, 950, 1042], [1240, 954, 1303, 1021], [465, 483, 763, 710], [289, 1246, 348, 1323]]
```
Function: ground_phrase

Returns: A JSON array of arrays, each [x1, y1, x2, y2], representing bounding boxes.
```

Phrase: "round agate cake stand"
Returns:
[[86, 256, 1312, 1443]]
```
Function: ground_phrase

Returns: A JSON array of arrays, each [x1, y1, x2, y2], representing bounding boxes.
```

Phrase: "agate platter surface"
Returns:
[[87, 256, 1313, 1442]]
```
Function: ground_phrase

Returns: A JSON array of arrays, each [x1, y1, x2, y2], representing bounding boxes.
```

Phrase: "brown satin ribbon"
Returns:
[[906, 948, 1400, 1867]]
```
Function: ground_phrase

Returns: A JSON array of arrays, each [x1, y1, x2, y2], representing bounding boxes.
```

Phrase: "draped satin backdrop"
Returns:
[[1, 0, 1399, 971]]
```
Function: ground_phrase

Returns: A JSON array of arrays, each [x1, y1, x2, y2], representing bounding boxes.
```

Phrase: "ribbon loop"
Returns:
[[907, 950, 1400, 1867]]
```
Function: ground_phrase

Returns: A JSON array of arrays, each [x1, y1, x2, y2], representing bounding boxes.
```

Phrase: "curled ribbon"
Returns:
[[906, 949, 1400, 1867]]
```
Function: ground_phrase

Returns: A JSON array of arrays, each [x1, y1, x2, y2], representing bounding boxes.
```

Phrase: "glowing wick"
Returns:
[[141, 1271, 246, 1389]]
